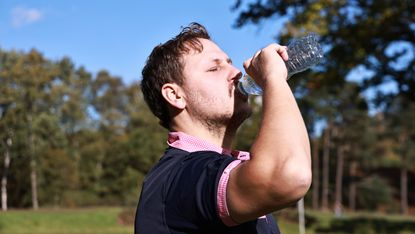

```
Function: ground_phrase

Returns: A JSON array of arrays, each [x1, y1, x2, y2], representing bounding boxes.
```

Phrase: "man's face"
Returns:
[[181, 38, 252, 129]]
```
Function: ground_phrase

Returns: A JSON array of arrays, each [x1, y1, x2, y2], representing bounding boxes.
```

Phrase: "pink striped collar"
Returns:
[[167, 132, 250, 161]]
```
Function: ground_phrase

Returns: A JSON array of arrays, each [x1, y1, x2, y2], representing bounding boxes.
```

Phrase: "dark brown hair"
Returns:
[[141, 22, 210, 129]]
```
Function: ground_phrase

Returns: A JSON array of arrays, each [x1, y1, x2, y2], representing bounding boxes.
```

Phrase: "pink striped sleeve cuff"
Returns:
[[217, 159, 242, 226]]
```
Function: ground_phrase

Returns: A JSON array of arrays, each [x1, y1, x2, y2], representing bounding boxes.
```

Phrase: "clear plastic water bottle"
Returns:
[[238, 33, 324, 96]]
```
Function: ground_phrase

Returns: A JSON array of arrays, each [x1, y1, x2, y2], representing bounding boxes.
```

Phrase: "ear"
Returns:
[[161, 83, 186, 110]]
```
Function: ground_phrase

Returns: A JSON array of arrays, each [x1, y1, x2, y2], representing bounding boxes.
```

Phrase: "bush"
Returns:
[[356, 175, 393, 211], [315, 215, 415, 234]]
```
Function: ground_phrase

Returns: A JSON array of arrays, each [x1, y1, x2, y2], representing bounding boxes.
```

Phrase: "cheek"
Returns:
[[184, 81, 234, 107], [186, 84, 218, 101]]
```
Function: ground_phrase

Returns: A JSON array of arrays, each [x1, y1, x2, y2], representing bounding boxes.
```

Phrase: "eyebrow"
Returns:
[[212, 58, 233, 65]]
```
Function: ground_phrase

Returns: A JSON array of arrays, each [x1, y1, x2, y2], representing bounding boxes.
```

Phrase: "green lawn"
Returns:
[[276, 209, 415, 234], [1, 207, 414, 234], [0, 207, 133, 234], [0, 207, 301, 234]]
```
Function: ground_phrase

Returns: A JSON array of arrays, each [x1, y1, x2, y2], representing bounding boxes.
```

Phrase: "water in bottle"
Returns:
[[238, 33, 324, 96]]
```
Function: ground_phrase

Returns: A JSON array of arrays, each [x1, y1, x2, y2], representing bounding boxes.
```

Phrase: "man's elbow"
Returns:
[[290, 169, 312, 200], [269, 163, 312, 206]]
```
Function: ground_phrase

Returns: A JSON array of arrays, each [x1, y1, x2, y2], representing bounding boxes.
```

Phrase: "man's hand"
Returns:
[[243, 44, 289, 89]]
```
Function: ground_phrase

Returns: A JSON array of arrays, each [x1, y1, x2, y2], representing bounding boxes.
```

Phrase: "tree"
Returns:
[[1, 46, 167, 208], [0, 49, 19, 210], [235, 96, 262, 151], [311, 137, 320, 210], [57, 58, 92, 135], [0, 49, 52, 209], [384, 97, 415, 214], [124, 84, 167, 174], [33, 113, 76, 207], [0, 48, 81, 209], [232, 0, 415, 214], [0, 104, 13, 211]]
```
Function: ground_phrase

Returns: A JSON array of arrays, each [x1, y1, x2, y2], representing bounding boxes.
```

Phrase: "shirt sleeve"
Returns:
[[217, 159, 242, 226], [163, 151, 239, 231]]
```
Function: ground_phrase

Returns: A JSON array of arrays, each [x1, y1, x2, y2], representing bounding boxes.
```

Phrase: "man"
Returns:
[[135, 22, 311, 234]]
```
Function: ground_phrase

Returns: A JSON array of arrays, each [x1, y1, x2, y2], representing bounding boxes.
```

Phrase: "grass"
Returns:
[[0, 207, 302, 234], [273, 209, 320, 234], [1, 207, 414, 234], [0, 207, 133, 234], [276, 208, 415, 234], [276, 218, 301, 233]]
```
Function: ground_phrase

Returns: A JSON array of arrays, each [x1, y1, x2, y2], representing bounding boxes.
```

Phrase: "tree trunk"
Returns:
[[312, 138, 320, 210], [334, 145, 344, 217], [321, 123, 331, 211], [400, 165, 408, 215], [348, 161, 357, 211], [1, 137, 12, 211], [398, 134, 408, 215], [28, 115, 39, 210], [30, 160, 39, 210], [298, 198, 306, 234]]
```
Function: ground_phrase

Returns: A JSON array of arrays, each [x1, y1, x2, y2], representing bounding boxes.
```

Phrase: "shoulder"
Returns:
[[181, 151, 236, 175]]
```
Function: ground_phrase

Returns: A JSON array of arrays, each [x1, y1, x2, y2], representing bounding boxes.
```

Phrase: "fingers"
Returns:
[[243, 49, 260, 70], [281, 46, 289, 61], [244, 43, 288, 69], [264, 44, 288, 61], [243, 58, 251, 71]]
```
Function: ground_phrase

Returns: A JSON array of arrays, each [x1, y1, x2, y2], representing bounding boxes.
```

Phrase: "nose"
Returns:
[[229, 65, 242, 83]]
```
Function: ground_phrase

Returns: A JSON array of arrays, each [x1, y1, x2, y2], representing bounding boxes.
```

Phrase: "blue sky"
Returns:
[[0, 0, 285, 85]]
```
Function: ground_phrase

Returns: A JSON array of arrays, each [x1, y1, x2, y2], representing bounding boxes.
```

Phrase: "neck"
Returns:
[[171, 120, 236, 149]]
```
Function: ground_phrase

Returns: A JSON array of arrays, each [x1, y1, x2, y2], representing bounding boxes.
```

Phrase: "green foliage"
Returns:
[[275, 209, 415, 234], [0, 48, 164, 208], [356, 176, 393, 211], [315, 214, 415, 234], [38, 148, 78, 207], [235, 96, 262, 151], [233, 0, 415, 102], [232, 0, 415, 215]]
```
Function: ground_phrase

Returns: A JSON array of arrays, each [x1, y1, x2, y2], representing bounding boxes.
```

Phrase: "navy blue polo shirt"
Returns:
[[135, 132, 280, 234]]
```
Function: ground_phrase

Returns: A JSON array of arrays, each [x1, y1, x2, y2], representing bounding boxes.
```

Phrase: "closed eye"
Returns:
[[207, 57, 231, 72], [207, 66, 219, 72]]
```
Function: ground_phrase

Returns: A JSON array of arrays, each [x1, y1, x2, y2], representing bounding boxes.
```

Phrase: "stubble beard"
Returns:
[[191, 98, 252, 135], [188, 100, 233, 135], [186, 92, 252, 137]]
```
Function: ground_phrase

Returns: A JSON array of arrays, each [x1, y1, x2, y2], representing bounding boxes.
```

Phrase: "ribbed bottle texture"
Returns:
[[238, 33, 324, 96]]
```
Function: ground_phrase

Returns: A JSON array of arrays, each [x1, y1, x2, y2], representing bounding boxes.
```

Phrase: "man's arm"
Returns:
[[227, 44, 312, 223]]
